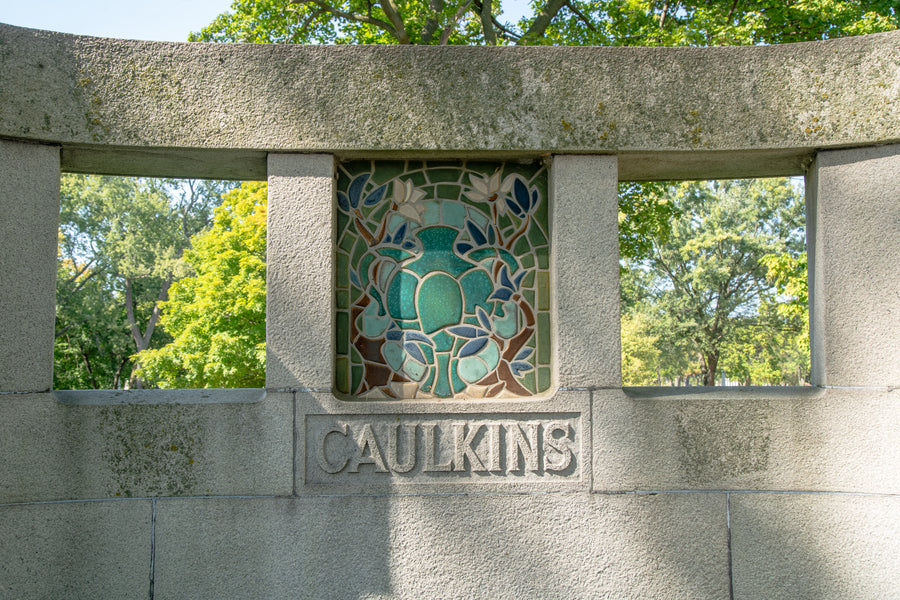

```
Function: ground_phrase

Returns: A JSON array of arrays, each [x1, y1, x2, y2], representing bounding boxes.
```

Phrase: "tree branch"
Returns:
[[62, 254, 96, 286], [726, 0, 740, 22], [295, 6, 325, 40], [379, 0, 412, 43], [478, 0, 497, 44], [124, 278, 142, 351], [440, 0, 474, 44], [55, 317, 92, 339], [491, 15, 522, 42], [658, 0, 670, 29], [517, 0, 568, 44], [421, 0, 444, 43], [140, 278, 172, 350], [291, 0, 401, 41], [566, 0, 596, 31]]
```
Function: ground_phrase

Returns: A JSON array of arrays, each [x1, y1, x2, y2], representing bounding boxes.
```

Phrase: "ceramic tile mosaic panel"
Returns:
[[335, 161, 551, 399]]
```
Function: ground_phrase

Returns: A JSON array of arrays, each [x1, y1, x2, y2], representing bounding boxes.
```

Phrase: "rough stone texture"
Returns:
[[808, 144, 900, 387], [2, 22, 900, 600], [0, 499, 151, 599], [296, 391, 591, 494], [0, 392, 292, 503], [594, 387, 900, 494], [552, 155, 620, 388], [1, 24, 898, 180], [0, 139, 59, 392], [731, 493, 900, 599], [266, 154, 335, 390], [154, 493, 728, 599]]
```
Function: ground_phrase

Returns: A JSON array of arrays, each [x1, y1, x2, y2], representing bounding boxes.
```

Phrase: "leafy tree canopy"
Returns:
[[56, 176, 233, 389], [137, 182, 267, 388], [621, 178, 807, 386], [190, 0, 897, 46]]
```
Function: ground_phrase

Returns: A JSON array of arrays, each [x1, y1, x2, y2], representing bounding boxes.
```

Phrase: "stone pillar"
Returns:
[[0, 140, 59, 393], [551, 155, 620, 388], [266, 154, 335, 390], [807, 143, 900, 387]]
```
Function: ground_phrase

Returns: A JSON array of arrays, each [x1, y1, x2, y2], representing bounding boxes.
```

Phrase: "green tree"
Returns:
[[719, 301, 809, 386], [191, 0, 896, 46], [55, 176, 233, 389], [55, 248, 134, 389], [542, 0, 897, 47], [620, 309, 661, 385], [136, 182, 267, 388], [625, 178, 805, 386]]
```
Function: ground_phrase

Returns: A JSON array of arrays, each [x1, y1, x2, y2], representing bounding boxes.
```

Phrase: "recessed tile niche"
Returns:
[[334, 161, 551, 399]]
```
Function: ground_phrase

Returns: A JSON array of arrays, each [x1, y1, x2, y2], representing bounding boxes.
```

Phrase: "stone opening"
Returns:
[[619, 177, 809, 387]]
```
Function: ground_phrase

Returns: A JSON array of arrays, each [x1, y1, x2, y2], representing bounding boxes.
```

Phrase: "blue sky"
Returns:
[[2, 0, 533, 42], [2, 0, 234, 41]]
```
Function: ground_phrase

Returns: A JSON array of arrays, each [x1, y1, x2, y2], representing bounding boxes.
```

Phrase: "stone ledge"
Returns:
[[1, 23, 898, 179], [594, 387, 900, 494], [0, 392, 292, 503]]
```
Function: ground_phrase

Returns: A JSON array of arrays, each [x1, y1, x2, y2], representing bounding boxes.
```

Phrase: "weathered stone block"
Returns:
[[154, 493, 728, 599], [266, 153, 335, 390], [808, 143, 900, 386], [296, 391, 591, 495], [552, 155, 620, 388], [594, 387, 900, 493], [0, 392, 292, 503], [0, 499, 151, 599], [0, 140, 58, 392], [2, 25, 899, 181], [731, 493, 900, 600]]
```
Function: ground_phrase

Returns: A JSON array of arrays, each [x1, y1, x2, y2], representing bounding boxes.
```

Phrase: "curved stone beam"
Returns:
[[0, 23, 897, 179]]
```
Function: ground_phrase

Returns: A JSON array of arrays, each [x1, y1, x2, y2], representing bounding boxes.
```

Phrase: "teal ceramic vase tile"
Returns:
[[335, 161, 551, 399]]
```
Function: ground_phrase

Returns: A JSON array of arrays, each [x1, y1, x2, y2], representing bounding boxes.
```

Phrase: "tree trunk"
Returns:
[[703, 352, 719, 386], [124, 277, 172, 389]]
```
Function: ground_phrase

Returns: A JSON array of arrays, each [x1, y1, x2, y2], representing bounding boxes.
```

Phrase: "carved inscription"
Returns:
[[307, 414, 580, 484]]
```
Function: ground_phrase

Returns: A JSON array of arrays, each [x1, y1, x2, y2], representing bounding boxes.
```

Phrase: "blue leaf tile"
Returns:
[[514, 178, 530, 213], [477, 306, 492, 330], [514, 271, 526, 288], [467, 221, 487, 246], [404, 331, 433, 345], [459, 337, 488, 358], [505, 197, 522, 217], [337, 191, 350, 212], [448, 326, 480, 338], [405, 342, 427, 364], [393, 222, 408, 244], [349, 174, 369, 208], [364, 184, 387, 206], [500, 266, 514, 290]]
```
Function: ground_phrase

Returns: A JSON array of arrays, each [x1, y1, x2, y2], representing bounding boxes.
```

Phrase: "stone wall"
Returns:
[[1, 23, 899, 599]]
